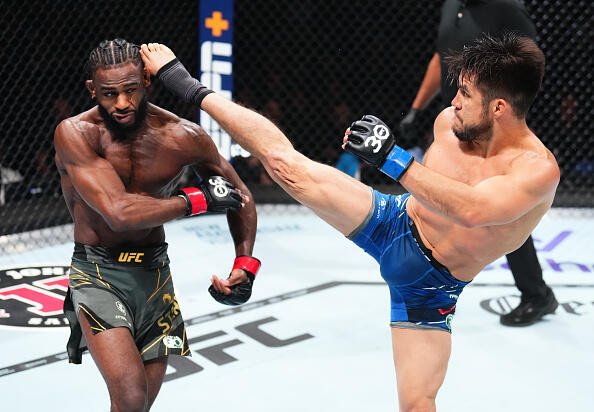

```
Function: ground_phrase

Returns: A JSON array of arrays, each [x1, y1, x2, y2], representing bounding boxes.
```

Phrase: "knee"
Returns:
[[399, 394, 437, 412], [263, 149, 311, 190], [109, 383, 148, 412]]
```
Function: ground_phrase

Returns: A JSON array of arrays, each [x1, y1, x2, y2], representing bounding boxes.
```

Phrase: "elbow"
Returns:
[[264, 149, 310, 192], [101, 201, 133, 232], [457, 209, 487, 228], [104, 213, 130, 232]]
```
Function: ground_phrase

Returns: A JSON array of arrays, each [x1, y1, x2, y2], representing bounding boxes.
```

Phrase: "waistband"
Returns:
[[407, 218, 451, 274], [73, 242, 169, 267]]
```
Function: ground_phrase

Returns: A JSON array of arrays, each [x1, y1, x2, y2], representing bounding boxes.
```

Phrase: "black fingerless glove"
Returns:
[[208, 256, 261, 306]]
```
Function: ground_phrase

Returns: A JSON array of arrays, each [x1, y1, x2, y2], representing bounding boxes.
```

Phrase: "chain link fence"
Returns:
[[0, 0, 592, 253]]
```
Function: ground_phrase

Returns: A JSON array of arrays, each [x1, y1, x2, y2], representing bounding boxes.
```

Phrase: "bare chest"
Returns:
[[424, 146, 508, 186], [98, 132, 187, 195]]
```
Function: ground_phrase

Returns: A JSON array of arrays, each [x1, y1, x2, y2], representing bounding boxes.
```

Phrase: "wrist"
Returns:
[[379, 146, 414, 181], [232, 255, 261, 277], [177, 187, 208, 216]]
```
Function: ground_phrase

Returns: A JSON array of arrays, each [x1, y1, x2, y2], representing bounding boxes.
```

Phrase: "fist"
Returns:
[[344, 115, 396, 167], [200, 176, 244, 213]]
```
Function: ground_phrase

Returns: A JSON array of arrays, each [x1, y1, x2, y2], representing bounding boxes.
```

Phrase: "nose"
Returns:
[[114, 93, 130, 111], [451, 90, 462, 110]]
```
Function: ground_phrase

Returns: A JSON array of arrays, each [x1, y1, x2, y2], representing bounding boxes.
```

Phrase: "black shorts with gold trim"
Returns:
[[63, 242, 190, 364]]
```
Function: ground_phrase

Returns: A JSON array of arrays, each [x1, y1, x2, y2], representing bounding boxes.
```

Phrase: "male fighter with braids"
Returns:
[[54, 39, 260, 411], [142, 33, 559, 411]]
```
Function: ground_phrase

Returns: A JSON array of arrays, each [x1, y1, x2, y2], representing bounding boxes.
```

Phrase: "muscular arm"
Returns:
[[183, 122, 257, 256], [54, 119, 187, 232], [401, 159, 558, 227], [400, 115, 560, 227], [411, 52, 442, 110]]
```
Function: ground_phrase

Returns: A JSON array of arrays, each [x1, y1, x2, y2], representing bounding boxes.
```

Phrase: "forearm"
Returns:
[[399, 162, 483, 227], [411, 53, 442, 110], [227, 198, 257, 256], [105, 194, 187, 232]]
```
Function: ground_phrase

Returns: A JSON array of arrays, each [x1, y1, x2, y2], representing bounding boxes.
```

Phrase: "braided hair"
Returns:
[[86, 38, 142, 78]]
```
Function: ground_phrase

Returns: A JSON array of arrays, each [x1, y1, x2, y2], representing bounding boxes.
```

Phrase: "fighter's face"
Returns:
[[87, 62, 149, 129], [451, 76, 493, 142]]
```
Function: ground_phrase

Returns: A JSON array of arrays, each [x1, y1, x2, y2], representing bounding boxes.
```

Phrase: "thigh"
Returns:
[[391, 328, 451, 410], [79, 311, 147, 396], [265, 149, 373, 236]]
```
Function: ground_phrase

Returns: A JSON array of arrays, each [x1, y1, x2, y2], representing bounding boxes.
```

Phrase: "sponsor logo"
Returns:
[[364, 124, 390, 154], [445, 314, 454, 329], [438, 305, 456, 315], [208, 176, 230, 198], [480, 295, 594, 316], [200, 2, 248, 160], [158, 297, 181, 334], [117, 252, 144, 263], [185, 223, 302, 244], [163, 335, 184, 349], [0, 265, 70, 327], [115, 301, 127, 314]]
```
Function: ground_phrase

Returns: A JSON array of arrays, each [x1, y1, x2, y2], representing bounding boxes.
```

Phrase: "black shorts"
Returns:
[[63, 242, 190, 364]]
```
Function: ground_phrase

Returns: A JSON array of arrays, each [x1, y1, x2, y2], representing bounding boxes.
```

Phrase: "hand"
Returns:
[[399, 108, 420, 145], [140, 43, 177, 76], [178, 176, 245, 216], [343, 115, 396, 168], [343, 115, 413, 181], [209, 256, 261, 306]]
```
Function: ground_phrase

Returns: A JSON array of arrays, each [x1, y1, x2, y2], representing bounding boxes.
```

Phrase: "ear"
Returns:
[[492, 98, 508, 119], [85, 80, 96, 99], [143, 67, 152, 88]]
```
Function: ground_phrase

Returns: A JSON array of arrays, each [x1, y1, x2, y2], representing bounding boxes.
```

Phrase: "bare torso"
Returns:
[[407, 108, 557, 280], [55, 104, 213, 247]]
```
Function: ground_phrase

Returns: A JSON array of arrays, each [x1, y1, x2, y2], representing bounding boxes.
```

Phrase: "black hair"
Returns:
[[86, 38, 142, 78], [445, 32, 545, 118]]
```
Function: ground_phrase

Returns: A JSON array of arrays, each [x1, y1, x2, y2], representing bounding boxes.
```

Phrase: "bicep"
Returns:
[[472, 162, 557, 225], [55, 121, 126, 215]]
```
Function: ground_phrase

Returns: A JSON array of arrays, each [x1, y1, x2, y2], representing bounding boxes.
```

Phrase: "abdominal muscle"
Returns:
[[405, 197, 546, 282]]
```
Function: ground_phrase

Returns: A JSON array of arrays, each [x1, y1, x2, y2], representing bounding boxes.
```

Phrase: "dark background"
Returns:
[[0, 0, 592, 244]]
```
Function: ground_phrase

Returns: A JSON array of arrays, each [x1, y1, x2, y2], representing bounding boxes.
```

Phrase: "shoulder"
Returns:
[[148, 104, 209, 141], [433, 107, 456, 142], [54, 109, 101, 146], [510, 143, 560, 193]]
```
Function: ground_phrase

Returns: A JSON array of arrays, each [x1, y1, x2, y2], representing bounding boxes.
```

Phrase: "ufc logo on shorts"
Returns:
[[208, 177, 229, 198], [365, 124, 390, 153], [117, 252, 144, 263]]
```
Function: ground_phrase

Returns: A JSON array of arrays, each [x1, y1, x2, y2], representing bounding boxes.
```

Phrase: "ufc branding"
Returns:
[[117, 252, 144, 263]]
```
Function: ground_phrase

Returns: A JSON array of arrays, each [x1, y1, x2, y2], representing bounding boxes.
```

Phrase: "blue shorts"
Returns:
[[349, 191, 470, 332]]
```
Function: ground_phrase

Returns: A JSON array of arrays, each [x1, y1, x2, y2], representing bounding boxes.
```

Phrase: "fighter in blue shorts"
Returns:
[[349, 191, 469, 332], [142, 35, 560, 411]]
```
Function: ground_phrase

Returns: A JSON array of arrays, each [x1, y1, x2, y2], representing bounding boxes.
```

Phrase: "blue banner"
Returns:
[[199, 0, 247, 159]]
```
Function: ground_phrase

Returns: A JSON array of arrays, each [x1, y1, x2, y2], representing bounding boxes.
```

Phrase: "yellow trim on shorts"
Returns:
[[79, 305, 106, 332], [141, 334, 166, 356], [146, 268, 172, 303]]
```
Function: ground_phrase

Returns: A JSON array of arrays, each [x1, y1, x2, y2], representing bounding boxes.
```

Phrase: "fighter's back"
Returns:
[[55, 103, 208, 247]]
